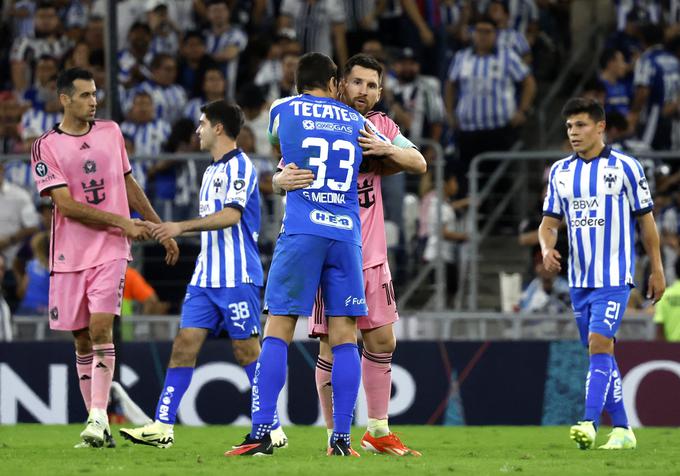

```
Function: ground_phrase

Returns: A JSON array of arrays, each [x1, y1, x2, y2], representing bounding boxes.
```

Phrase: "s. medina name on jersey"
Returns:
[[542, 146, 653, 289], [268, 94, 384, 246]]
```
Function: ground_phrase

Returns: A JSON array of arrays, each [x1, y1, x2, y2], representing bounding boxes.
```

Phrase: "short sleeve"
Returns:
[[447, 51, 464, 82], [31, 137, 67, 196], [621, 156, 653, 215], [268, 99, 286, 146], [506, 49, 529, 82], [634, 55, 653, 87], [515, 32, 531, 57], [223, 157, 254, 211], [367, 112, 400, 141], [10, 37, 29, 62], [542, 162, 563, 218], [234, 27, 248, 51]]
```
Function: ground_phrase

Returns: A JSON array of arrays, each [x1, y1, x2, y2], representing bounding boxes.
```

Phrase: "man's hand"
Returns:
[[161, 238, 180, 266], [509, 110, 527, 127], [647, 269, 666, 303], [358, 127, 394, 157], [542, 248, 562, 273], [275, 163, 314, 191], [123, 219, 151, 241], [146, 221, 184, 243]]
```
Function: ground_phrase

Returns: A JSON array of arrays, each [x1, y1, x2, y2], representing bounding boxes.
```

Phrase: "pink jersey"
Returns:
[[31, 120, 132, 272], [358, 111, 401, 269]]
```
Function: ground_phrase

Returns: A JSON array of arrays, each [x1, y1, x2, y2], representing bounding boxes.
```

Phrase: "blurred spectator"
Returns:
[[570, 0, 614, 69], [399, 0, 446, 77], [22, 55, 59, 110], [599, 48, 633, 116], [62, 42, 92, 71], [257, 51, 299, 103], [0, 91, 28, 154], [0, 254, 12, 342], [423, 173, 468, 302], [183, 66, 226, 125], [10, 1, 70, 93], [518, 251, 570, 314], [605, 11, 643, 65], [148, 2, 181, 56], [15, 231, 49, 316], [204, 0, 248, 99], [616, 0, 661, 31], [129, 53, 188, 124], [278, 0, 348, 67], [238, 83, 272, 157], [20, 76, 63, 149], [121, 266, 171, 316], [83, 15, 104, 52], [654, 258, 680, 341], [9, 0, 36, 39], [343, 0, 380, 54], [445, 15, 536, 173], [0, 161, 40, 271], [487, 0, 531, 63], [475, 0, 539, 36], [177, 31, 215, 97], [161, 118, 200, 220], [118, 22, 154, 88], [390, 47, 446, 144], [605, 111, 649, 155], [630, 23, 680, 150]]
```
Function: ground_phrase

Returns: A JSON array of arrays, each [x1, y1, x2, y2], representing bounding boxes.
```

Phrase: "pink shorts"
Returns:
[[308, 261, 399, 337], [48, 259, 128, 331]]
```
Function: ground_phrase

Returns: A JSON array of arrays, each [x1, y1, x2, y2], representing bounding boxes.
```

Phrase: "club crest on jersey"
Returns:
[[213, 177, 223, 193], [302, 119, 315, 130], [604, 173, 617, 189], [35, 161, 48, 177], [83, 160, 97, 174], [49, 307, 58, 321]]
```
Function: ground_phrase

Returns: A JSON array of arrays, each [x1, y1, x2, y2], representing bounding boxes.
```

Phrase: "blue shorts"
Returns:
[[569, 286, 631, 347], [265, 233, 367, 317], [180, 284, 262, 340]]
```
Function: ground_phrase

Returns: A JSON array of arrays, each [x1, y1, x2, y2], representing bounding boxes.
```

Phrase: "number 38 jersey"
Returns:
[[268, 94, 378, 246]]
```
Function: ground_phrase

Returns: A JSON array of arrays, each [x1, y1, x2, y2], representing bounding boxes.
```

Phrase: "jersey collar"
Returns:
[[53, 121, 94, 136], [215, 148, 242, 164], [572, 144, 611, 163]]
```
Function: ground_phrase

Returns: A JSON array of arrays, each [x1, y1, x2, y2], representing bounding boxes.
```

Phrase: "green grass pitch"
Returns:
[[1, 425, 679, 475]]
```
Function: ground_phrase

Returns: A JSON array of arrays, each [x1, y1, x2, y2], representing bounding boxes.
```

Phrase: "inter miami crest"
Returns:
[[49, 307, 59, 321], [604, 173, 617, 189], [83, 160, 97, 174]]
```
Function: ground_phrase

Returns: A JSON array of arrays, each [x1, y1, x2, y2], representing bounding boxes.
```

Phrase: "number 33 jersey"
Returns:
[[268, 94, 383, 246]]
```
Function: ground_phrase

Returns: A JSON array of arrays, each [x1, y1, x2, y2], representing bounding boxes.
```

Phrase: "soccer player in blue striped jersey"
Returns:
[[540, 98, 665, 450], [120, 100, 286, 449], [227, 52, 377, 457]]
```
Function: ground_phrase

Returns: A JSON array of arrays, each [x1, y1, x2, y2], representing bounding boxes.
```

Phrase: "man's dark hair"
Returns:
[[183, 30, 205, 44], [599, 48, 622, 70], [151, 53, 175, 70], [296, 52, 337, 93], [639, 22, 663, 47], [488, 0, 509, 14], [343, 53, 383, 81], [605, 111, 628, 131], [36, 1, 57, 12], [237, 83, 266, 110], [56, 68, 94, 96], [207, 0, 229, 7], [472, 14, 498, 29], [561, 97, 606, 122], [200, 100, 244, 139], [128, 21, 152, 36]]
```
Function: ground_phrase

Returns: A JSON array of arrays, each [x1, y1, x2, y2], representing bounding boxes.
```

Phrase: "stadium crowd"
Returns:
[[1, 0, 680, 341]]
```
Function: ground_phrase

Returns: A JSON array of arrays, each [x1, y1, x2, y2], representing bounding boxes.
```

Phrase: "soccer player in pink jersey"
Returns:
[[30, 68, 179, 448], [274, 54, 426, 456]]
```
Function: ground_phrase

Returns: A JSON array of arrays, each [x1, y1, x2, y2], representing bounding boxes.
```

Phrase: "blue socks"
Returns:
[[244, 360, 280, 430], [250, 337, 288, 439], [604, 356, 629, 428], [584, 353, 612, 427], [155, 366, 194, 424], [330, 343, 361, 445]]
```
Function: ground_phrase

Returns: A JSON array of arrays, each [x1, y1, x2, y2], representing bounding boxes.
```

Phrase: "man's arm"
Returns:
[[272, 163, 315, 194], [445, 80, 458, 129], [49, 186, 147, 240], [0, 226, 39, 252], [539, 215, 563, 273], [629, 86, 650, 131], [332, 22, 348, 68], [511, 74, 537, 127], [638, 212, 666, 302], [357, 128, 427, 175], [147, 207, 242, 242]]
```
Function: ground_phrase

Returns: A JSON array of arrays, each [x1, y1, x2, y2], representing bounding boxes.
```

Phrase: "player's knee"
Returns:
[[72, 329, 92, 354], [588, 333, 613, 354], [232, 338, 260, 366], [364, 335, 396, 354], [169, 334, 201, 367], [88, 326, 112, 345]]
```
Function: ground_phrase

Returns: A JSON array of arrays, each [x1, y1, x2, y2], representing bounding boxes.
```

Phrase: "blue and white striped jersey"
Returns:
[[543, 146, 654, 288], [496, 28, 530, 58], [126, 80, 188, 124], [20, 108, 63, 140], [183, 97, 204, 125], [120, 119, 171, 156], [448, 47, 529, 131], [204, 26, 247, 99], [190, 148, 263, 288], [475, 0, 538, 34]]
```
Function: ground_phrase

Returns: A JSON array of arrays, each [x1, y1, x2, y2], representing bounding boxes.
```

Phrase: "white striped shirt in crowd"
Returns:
[[13, 0, 34, 38], [447, 46, 529, 131], [616, 0, 661, 31], [343, 0, 377, 31], [117, 48, 153, 84], [279, 0, 345, 58], [476, 0, 539, 34], [150, 32, 180, 57], [440, 0, 463, 28], [120, 119, 171, 191], [496, 28, 530, 58], [20, 108, 63, 140], [190, 149, 264, 288], [10, 35, 70, 63], [183, 97, 204, 125], [543, 146, 653, 288], [3, 160, 33, 191], [388, 75, 446, 141], [126, 80, 188, 124], [204, 26, 248, 99]]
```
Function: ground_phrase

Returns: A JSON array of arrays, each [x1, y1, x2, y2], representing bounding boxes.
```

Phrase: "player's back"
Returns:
[[269, 94, 367, 246], [31, 120, 132, 272]]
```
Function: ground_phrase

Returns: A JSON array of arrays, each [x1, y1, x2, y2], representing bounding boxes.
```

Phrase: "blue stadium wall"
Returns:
[[1, 341, 679, 426]]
